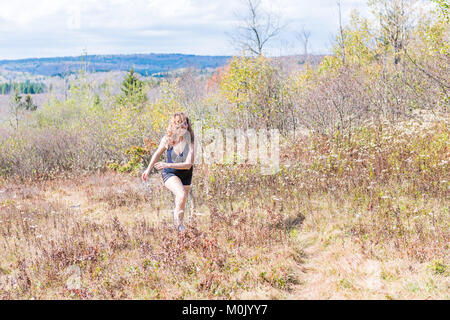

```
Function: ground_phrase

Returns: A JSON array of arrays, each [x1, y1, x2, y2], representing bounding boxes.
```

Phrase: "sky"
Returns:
[[0, 0, 371, 60]]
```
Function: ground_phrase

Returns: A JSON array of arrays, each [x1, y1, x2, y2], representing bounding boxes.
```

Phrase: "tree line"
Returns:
[[0, 80, 46, 95]]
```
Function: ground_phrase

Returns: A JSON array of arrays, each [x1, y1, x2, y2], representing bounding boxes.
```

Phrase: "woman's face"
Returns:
[[175, 119, 188, 136]]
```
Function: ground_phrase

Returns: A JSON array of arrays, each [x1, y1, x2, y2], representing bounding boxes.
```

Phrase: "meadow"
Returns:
[[0, 113, 448, 299], [0, 0, 448, 299]]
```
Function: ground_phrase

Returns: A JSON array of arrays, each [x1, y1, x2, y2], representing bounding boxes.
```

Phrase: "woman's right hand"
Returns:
[[142, 168, 150, 182]]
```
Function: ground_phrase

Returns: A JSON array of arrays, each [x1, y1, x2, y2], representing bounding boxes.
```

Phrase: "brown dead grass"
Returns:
[[0, 118, 448, 299]]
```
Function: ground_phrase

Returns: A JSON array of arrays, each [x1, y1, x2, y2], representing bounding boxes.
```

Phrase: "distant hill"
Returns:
[[0, 53, 233, 77]]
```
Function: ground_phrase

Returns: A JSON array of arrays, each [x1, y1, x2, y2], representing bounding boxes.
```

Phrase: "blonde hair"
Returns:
[[164, 112, 194, 149]]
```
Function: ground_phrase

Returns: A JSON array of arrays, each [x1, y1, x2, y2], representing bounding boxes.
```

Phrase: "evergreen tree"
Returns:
[[117, 68, 148, 108], [93, 93, 102, 110], [121, 68, 144, 96], [24, 95, 37, 111]]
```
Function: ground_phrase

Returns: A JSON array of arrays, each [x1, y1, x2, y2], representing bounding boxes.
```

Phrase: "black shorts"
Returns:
[[161, 167, 193, 186]]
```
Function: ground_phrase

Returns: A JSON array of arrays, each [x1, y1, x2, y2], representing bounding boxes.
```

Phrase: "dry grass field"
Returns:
[[1, 117, 448, 300]]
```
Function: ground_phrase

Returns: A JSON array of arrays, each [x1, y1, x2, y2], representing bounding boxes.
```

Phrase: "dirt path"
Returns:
[[285, 229, 449, 300], [286, 232, 384, 299]]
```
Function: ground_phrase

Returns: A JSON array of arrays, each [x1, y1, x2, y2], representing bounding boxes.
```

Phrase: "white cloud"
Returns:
[[0, 0, 371, 59], [0, 0, 70, 26]]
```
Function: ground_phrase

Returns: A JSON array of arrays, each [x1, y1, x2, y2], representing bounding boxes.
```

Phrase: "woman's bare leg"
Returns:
[[184, 185, 194, 217], [164, 176, 188, 228]]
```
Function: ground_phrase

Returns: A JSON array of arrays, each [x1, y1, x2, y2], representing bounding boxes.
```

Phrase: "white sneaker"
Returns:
[[173, 210, 185, 231]]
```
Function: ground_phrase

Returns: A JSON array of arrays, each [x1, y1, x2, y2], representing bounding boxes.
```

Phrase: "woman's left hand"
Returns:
[[154, 162, 167, 170]]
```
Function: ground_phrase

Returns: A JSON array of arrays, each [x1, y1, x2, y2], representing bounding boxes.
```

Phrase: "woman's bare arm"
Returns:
[[145, 136, 167, 172]]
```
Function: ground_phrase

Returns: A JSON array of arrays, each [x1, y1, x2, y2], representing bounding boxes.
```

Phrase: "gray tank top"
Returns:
[[167, 132, 190, 163]]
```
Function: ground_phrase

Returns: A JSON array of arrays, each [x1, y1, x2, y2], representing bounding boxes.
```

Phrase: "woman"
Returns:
[[142, 112, 195, 231]]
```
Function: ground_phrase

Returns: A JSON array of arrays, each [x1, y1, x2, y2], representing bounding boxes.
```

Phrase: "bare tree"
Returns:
[[8, 91, 25, 130], [178, 67, 206, 107], [296, 26, 311, 58], [227, 0, 285, 56], [369, 0, 418, 65], [336, 0, 346, 65]]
